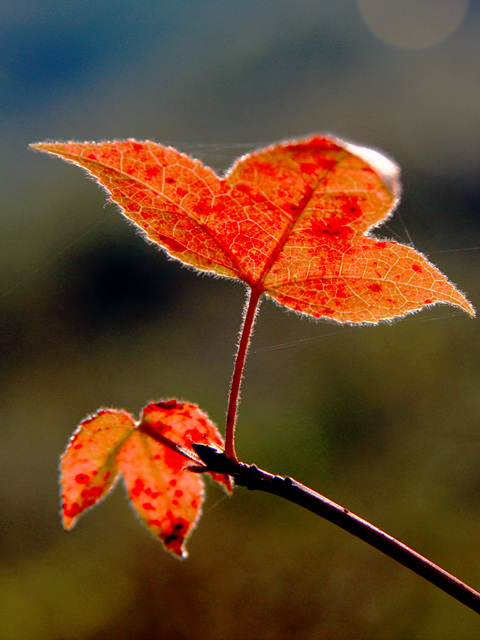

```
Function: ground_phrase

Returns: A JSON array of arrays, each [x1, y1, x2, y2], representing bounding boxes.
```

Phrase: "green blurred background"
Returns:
[[1, 1, 480, 638]]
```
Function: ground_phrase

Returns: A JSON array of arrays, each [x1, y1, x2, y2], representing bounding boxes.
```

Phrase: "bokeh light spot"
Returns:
[[357, 0, 469, 49]]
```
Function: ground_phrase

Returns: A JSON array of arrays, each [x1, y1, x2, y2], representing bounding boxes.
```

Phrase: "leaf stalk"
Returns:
[[224, 286, 262, 461]]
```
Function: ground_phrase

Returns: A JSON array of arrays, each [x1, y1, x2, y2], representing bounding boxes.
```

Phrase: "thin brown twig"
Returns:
[[191, 443, 480, 616]]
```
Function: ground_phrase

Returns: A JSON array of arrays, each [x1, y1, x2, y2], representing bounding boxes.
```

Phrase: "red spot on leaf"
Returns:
[[157, 235, 186, 253], [164, 448, 185, 474], [145, 167, 160, 180], [299, 161, 320, 174], [63, 502, 82, 518], [162, 513, 190, 554], [310, 218, 352, 238], [81, 486, 103, 499], [148, 519, 163, 528], [131, 478, 144, 497], [339, 196, 362, 221], [304, 136, 339, 151], [185, 427, 204, 443], [412, 264, 423, 273], [368, 283, 382, 293], [75, 473, 90, 484], [158, 399, 184, 412]]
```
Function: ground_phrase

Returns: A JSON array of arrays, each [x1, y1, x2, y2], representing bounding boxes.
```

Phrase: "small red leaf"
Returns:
[[60, 409, 135, 529], [115, 401, 232, 557], [139, 401, 233, 493], [117, 430, 204, 558], [31, 135, 474, 323]]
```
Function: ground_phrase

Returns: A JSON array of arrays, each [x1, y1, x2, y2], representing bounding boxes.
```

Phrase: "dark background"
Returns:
[[1, 1, 480, 638]]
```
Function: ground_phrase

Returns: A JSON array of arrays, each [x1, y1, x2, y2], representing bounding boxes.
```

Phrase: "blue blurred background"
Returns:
[[2, 1, 480, 638]]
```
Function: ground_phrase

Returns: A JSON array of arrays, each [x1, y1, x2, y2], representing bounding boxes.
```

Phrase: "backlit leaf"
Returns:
[[118, 401, 232, 557], [60, 409, 135, 529], [117, 430, 200, 558], [31, 135, 474, 323], [60, 401, 231, 557], [138, 400, 233, 494]]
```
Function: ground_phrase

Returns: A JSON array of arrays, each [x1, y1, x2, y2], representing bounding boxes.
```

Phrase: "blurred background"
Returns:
[[1, 0, 480, 638]]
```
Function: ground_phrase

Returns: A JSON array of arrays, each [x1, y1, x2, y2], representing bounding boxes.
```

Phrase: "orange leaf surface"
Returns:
[[31, 135, 474, 323], [119, 401, 232, 557], [60, 409, 135, 529], [60, 402, 232, 558], [137, 400, 232, 494]]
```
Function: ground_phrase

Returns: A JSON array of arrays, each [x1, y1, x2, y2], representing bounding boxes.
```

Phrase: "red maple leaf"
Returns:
[[60, 401, 232, 558], [31, 135, 474, 322]]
